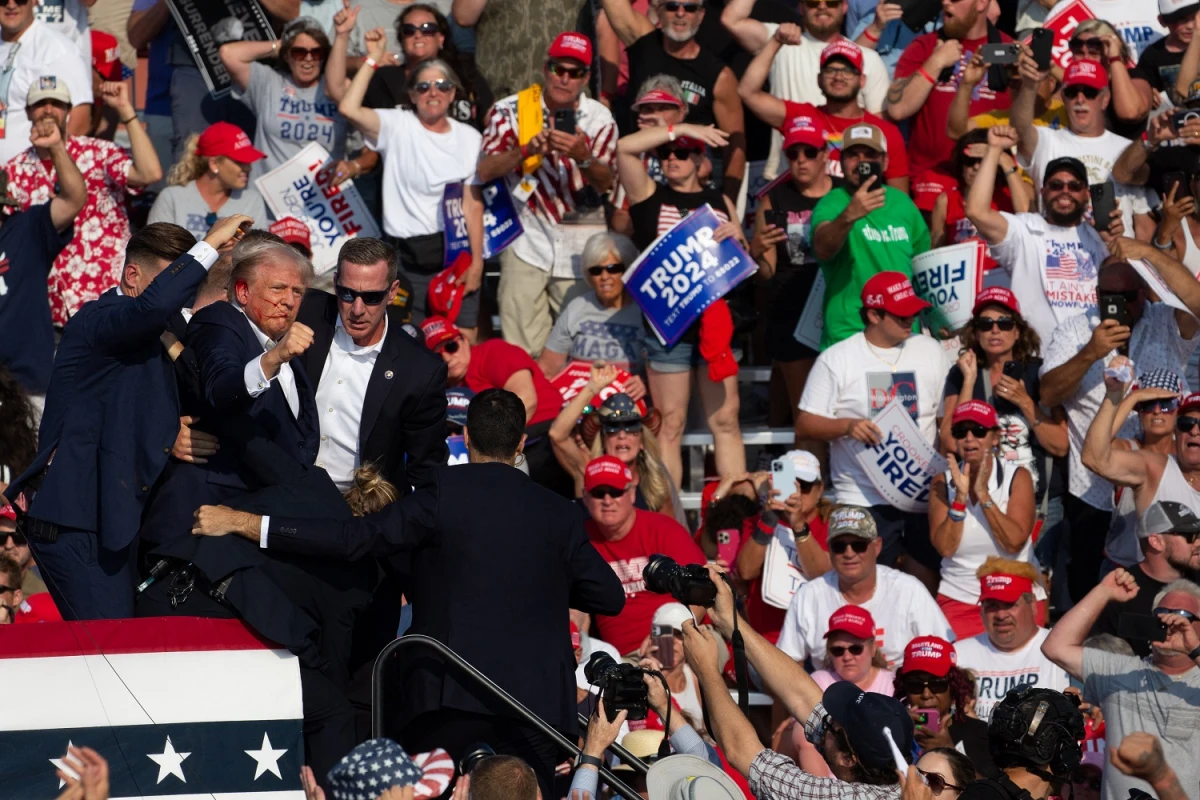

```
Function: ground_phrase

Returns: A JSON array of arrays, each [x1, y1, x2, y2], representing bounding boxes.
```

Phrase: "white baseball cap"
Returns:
[[652, 602, 695, 633], [1159, 0, 1199, 17], [780, 449, 821, 482], [26, 75, 71, 107]]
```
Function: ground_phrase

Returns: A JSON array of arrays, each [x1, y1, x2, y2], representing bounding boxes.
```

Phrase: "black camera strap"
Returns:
[[731, 613, 749, 714]]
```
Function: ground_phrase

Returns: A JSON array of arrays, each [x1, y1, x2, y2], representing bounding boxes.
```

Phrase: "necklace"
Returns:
[[864, 337, 902, 371]]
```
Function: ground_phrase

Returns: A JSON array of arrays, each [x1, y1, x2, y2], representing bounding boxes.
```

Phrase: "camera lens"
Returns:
[[458, 742, 495, 775], [584, 651, 617, 684], [642, 554, 677, 595]]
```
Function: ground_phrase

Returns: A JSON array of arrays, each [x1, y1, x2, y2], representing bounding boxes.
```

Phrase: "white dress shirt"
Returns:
[[241, 306, 300, 418], [314, 315, 387, 489]]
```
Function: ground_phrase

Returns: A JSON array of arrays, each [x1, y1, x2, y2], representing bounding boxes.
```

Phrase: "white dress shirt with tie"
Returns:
[[314, 315, 387, 490], [240, 305, 300, 419]]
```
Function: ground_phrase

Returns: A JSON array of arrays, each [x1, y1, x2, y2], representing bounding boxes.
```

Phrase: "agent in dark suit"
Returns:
[[6, 216, 252, 620], [193, 389, 626, 797]]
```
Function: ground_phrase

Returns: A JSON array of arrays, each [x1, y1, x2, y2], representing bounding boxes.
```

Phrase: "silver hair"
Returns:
[[1082, 633, 1135, 656], [408, 58, 463, 95], [581, 232, 639, 272], [1153, 578, 1200, 608], [635, 73, 686, 103], [226, 238, 314, 301]]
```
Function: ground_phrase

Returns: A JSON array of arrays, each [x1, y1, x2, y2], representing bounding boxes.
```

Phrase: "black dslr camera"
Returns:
[[643, 554, 717, 607], [584, 652, 650, 721]]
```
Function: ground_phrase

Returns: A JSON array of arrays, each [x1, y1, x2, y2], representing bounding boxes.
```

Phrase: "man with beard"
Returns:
[[600, 0, 746, 199], [1043, 569, 1200, 800], [885, 0, 1012, 177], [723, 0, 889, 182], [965, 126, 1117, 346], [739, 32, 909, 191]]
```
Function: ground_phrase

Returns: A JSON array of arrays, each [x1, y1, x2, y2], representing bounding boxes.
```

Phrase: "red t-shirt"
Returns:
[[465, 339, 563, 425], [737, 515, 829, 641], [782, 101, 910, 181], [912, 168, 1013, 271], [13, 592, 62, 624], [586, 509, 708, 655], [894, 33, 1013, 177]]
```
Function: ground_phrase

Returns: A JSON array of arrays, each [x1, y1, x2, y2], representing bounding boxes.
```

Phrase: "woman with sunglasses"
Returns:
[[929, 400, 1039, 638], [893, 636, 997, 779], [219, 17, 347, 179], [812, 605, 894, 694], [337, 28, 485, 332], [617, 121, 747, 485], [538, 232, 647, 398], [915, 748, 975, 800]]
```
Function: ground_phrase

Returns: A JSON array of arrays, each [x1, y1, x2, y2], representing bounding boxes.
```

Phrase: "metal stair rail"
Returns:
[[371, 635, 648, 799]]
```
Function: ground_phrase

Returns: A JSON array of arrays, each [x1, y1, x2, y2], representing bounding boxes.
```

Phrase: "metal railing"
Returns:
[[371, 635, 648, 800]]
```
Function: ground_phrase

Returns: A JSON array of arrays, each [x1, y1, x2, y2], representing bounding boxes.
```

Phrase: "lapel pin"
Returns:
[[384, 370, 394, 380]]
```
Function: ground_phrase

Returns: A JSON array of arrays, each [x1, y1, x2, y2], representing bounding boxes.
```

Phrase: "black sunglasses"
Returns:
[[414, 79, 454, 94], [0, 584, 16, 593], [547, 62, 589, 79], [1047, 178, 1086, 192], [797, 478, 819, 493], [920, 770, 964, 795], [828, 538, 870, 555], [902, 676, 950, 694], [657, 145, 700, 161], [973, 316, 1016, 332], [1154, 606, 1199, 621], [1068, 38, 1106, 55], [662, 1, 702, 10], [588, 262, 625, 276], [335, 284, 388, 305], [961, 156, 983, 169], [786, 145, 821, 161], [2, 532, 27, 546], [1135, 397, 1179, 414], [603, 421, 642, 435], [951, 423, 992, 439], [829, 644, 865, 657], [439, 339, 462, 355], [401, 21, 440, 37], [1161, 530, 1200, 544], [1176, 417, 1200, 433], [589, 486, 628, 499], [288, 46, 324, 61], [1063, 85, 1103, 101], [205, 211, 218, 227]]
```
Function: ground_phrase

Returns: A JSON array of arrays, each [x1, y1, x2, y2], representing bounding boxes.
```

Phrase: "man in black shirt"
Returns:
[[1090, 500, 1200, 656], [1132, 0, 1200, 104]]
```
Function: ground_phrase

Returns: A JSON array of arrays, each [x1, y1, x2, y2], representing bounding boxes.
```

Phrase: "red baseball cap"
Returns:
[[547, 32, 592, 65], [269, 217, 311, 250], [420, 316, 462, 351], [584, 455, 634, 492], [570, 621, 581, 648], [632, 88, 685, 109], [823, 605, 875, 640], [1063, 58, 1109, 90], [820, 40, 864, 72], [0, 504, 15, 522], [782, 114, 826, 151], [91, 30, 122, 82], [951, 399, 998, 428], [972, 286, 1021, 317], [902, 636, 957, 677], [428, 251, 472, 323], [979, 573, 1034, 603], [196, 122, 265, 164], [861, 272, 931, 317], [672, 135, 707, 153], [1180, 392, 1200, 414]]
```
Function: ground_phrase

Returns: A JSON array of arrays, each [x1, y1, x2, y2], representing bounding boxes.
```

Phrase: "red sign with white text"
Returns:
[[551, 361, 649, 416]]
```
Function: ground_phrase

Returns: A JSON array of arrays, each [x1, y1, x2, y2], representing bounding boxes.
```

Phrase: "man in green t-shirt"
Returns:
[[811, 123, 930, 348]]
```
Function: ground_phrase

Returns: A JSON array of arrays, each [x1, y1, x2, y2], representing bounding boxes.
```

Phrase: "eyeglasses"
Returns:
[[1063, 85, 1103, 101], [414, 79, 454, 94], [335, 284, 388, 305], [1136, 397, 1179, 414], [1176, 417, 1200, 433], [828, 538, 870, 555], [438, 338, 462, 355], [828, 644, 865, 657], [2, 532, 27, 546], [972, 316, 1016, 332], [401, 21, 440, 37], [1154, 606, 1199, 621], [547, 62, 589, 79], [919, 770, 964, 795], [603, 421, 643, 436], [588, 262, 625, 276], [657, 145, 700, 161], [662, 1, 702, 10], [902, 676, 950, 694], [1046, 178, 1086, 192], [820, 64, 858, 77], [288, 46, 325, 62], [1069, 38, 1106, 56], [589, 486, 628, 499], [952, 423, 992, 439], [786, 145, 822, 161]]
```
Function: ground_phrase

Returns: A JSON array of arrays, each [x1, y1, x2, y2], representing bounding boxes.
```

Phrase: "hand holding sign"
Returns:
[[846, 418, 883, 446]]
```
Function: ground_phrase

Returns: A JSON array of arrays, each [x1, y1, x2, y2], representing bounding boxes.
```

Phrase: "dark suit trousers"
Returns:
[[29, 528, 134, 620]]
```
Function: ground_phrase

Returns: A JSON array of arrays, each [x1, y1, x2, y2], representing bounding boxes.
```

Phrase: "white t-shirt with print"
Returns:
[[33, 0, 89, 69], [987, 212, 1108, 346], [777, 565, 955, 668], [954, 628, 1070, 721], [799, 331, 948, 507]]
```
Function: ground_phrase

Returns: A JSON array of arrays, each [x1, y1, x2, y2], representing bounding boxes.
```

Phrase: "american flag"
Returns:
[[1044, 249, 1080, 280]]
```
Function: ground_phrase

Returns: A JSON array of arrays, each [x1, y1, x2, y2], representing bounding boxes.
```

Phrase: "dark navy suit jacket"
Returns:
[[138, 301, 320, 546], [6, 253, 209, 551]]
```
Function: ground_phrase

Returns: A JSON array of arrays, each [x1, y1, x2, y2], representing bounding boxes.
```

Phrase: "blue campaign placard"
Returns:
[[447, 434, 469, 465], [622, 204, 756, 348], [442, 179, 526, 268]]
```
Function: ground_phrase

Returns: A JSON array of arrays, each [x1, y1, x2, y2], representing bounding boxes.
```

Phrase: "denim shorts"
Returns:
[[645, 336, 743, 374]]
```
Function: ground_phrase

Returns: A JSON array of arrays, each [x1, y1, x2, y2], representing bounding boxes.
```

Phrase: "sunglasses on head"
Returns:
[[662, 0, 702, 10], [2, 532, 26, 546], [547, 62, 589, 79], [920, 771, 964, 796], [589, 486, 628, 499], [288, 46, 324, 61], [1176, 416, 1200, 433], [828, 643, 865, 657], [588, 262, 625, 276], [414, 79, 454, 94], [438, 338, 462, 355], [902, 675, 949, 694], [657, 145, 699, 161], [335, 284, 388, 305], [401, 21, 440, 37], [828, 538, 870, 555], [1136, 397, 1179, 414], [952, 423, 992, 439], [786, 145, 822, 161], [1154, 606, 1199, 621], [603, 421, 642, 436], [1063, 85, 1103, 101], [1047, 178, 1086, 192], [973, 316, 1016, 332], [1069, 38, 1106, 55]]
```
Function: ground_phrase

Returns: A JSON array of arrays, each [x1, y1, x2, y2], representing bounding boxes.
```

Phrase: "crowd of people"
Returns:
[[3, 0, 1200, 798]]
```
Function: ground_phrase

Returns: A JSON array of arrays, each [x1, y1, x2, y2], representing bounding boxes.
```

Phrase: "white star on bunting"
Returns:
[[49, 741, 77, 789], [245, 732, 288, 780], [147, 735, 190, 784]]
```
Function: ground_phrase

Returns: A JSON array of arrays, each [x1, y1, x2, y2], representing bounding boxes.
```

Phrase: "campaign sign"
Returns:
[[441, 179, 525, 268], [256, 142, 380, 277], [550, 361, 649, 416], [1043, 0, 1096, 69], [793, 270, 825, 350], [167, 0, 275, 97], [762, 524, 807, 609], [910, 240, 985, 336], [624, 204, 756, 347], [856, 400, 947, 513], [447, 434, 469, 466]]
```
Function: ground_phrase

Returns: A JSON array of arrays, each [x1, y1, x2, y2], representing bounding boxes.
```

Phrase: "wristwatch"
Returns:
[[577, 754, 603, 769], [794, 523, 812, 544], [1188, 643, 1200, 662]]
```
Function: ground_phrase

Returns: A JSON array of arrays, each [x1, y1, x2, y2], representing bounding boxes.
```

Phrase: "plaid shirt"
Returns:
[[748, 704, 903, 800]]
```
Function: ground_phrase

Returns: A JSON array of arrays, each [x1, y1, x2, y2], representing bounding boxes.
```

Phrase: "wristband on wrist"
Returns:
[[951, 500, 967, 512], [365, 57, 379, 69], [752, 519, 774, 545], [863, 27, 880, 42], [667, 124, 676, 142], [1108, 55, 1122, 65], [1188, 643, 1200, 661], [947, 508, 967, 522], [918, 67, 937, 85], [577, 754, 603, 769], [120, 114, 138, 125]]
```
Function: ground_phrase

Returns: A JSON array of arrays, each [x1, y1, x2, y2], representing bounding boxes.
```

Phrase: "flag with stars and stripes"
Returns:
[[0, 617, 305, 799]]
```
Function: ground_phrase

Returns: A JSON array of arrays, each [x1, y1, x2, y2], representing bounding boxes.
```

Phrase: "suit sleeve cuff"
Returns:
[[187, 241, 219, 270], [259, 515, 270, 549], [244, 355, 273, 397]]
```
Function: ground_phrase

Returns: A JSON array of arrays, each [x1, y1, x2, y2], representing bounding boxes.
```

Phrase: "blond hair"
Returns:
[[167, 133, 210, 187], [343, 463, 398, 516], [590, 426, 672, 513]]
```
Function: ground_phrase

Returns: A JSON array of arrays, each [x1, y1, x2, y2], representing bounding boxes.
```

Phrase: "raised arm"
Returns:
[[1176, 10, 1200, 102], [1039, 320, 1125, 408], [737, 28, 793, 130], [127, 0, 170, 52], [885, 39, 962, 122], [337, 27, 385, 140], [324, 1, 359, 104], [720, 0, 770, 54], [964, 125, 1015, 245], [617, 123, 728, 205], [1100, 34, 1150, 123], [219, 39, 276, 94], [682, 621, 766, 776], [98, 82, 162, 187], [1080, 367, 1159, 489], [1110, 235, 1200, 324], [712, 68, 746, 199], [946, 52, 986, 140], [452, 0, 487, 26], [40, 120, 86, 233], [600, 0, 655, 47], [1011, 47, 1044, 162], [1042, 567, 1139, 679]]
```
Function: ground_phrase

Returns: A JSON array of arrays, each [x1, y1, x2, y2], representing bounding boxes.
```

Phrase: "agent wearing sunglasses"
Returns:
[[218, 17, 346, 179], [893, 636, 996, 780], [811, 605, 894, 694], [930, 400, 1038, 639]]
